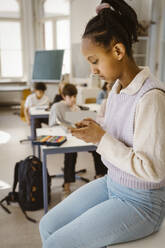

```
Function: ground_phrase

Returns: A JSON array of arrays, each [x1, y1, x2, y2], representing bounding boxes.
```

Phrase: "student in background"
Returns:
[[90, 149, 107, 179], [49, 83, 79, 128], [40, 1, 165, 247], [49, 83, 107, 194], [49, 83, 79, 196], [52, 81, 68, 104], [24, 82, 50, 134], [96, 81, 112, 104]]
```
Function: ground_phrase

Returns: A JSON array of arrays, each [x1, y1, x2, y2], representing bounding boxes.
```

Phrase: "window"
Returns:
[[0, 0, 20, 16], [43, 0, 70, 74], [44, 21, 53, 50], [0, 0, 23, 79], [56, 19, 70, 74], [44, 0, 69, 17]]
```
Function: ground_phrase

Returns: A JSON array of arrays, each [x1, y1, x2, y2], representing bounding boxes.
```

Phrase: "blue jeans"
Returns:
[[39, 175, 165, 248]]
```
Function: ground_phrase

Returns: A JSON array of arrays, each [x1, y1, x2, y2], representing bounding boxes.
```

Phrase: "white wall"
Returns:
[[149, 0, 161, 75], [71, 0, 100, 43], [70, 0, 99, 80], [22, 0, 35, 85], [125, 0, 153, 21], [158, 0, 165, 81]]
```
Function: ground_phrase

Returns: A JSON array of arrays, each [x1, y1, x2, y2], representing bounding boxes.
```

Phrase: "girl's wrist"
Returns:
[[97, 129, 105, 143]]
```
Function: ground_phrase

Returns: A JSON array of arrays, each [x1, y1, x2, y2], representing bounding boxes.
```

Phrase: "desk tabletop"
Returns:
[[84, 103, 100, 112], [36, 126, 96, 150], [30, 106, 50, 116], [0, 85, 29, 92], [30, 103, 100, 116]]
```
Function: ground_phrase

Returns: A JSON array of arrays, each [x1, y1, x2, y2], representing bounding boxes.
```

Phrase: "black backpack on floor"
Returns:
[[0, 155, 51, 223]]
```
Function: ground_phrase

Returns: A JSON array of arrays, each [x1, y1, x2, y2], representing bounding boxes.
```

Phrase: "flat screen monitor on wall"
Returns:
[[32, 50, 64, 83]]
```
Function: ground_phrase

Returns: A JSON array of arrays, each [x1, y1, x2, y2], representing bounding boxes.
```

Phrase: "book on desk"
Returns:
[[33, 135, 67, 146]]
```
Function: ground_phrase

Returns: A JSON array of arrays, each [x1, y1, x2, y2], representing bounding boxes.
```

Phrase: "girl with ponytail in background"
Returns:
[[40, 1, 165, 247]]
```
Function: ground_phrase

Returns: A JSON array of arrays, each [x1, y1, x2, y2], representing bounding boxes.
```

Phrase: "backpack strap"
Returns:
[[18, 202, 37, 223], [12, 161, 20, 193], [0, 161, 21, 215], [0, 195, 37, 222], [0, 200, 11, 214]]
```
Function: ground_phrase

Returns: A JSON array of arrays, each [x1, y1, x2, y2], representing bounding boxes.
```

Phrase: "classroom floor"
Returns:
[[0, 106, 95, 248]]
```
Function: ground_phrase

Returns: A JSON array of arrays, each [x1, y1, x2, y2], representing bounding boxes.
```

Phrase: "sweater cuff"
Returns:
[[96, 132, 131, 167], [97, 133, 114, 158]]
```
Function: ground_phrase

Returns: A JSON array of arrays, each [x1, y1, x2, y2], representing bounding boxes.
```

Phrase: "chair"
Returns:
[[20, 88, 32, 143], [20, 88, 32, 122], [0, 180, 11, 214], [85, 97, 96, 104]]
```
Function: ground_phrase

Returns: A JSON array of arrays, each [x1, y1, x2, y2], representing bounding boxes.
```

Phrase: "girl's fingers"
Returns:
[[75, 118, 96, 128]]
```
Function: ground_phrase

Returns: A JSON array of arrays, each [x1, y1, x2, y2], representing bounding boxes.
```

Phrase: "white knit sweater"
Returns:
[[97, 67, 165, 189]]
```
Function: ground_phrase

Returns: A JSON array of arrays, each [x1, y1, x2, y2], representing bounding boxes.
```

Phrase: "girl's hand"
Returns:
[[70, 118, 105, 144]]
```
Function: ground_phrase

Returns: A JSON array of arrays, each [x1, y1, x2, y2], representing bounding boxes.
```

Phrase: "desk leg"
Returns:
[[42, 151, 48, 214], [31, 117, 36, 156], [30, 116, 35, 140], [38, 145, 41, 159], [32, 144, 35, 156]]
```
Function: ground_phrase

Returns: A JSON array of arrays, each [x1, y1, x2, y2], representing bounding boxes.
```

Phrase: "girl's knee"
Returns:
[[39, 216, 49, 242], [39, 217, 44, 233]]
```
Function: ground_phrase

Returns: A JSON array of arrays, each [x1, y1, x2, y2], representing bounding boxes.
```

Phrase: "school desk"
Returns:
[[36, 126, 96, 213]]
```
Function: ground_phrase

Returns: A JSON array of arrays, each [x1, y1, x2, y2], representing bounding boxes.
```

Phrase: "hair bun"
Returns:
[[96, 3, 111, 14]]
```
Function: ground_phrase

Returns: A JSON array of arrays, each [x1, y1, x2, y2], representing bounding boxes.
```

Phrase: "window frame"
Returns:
[[43, 16, 70, 48], [0, 0, 25, 81], [41, 1, 71, 74]]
